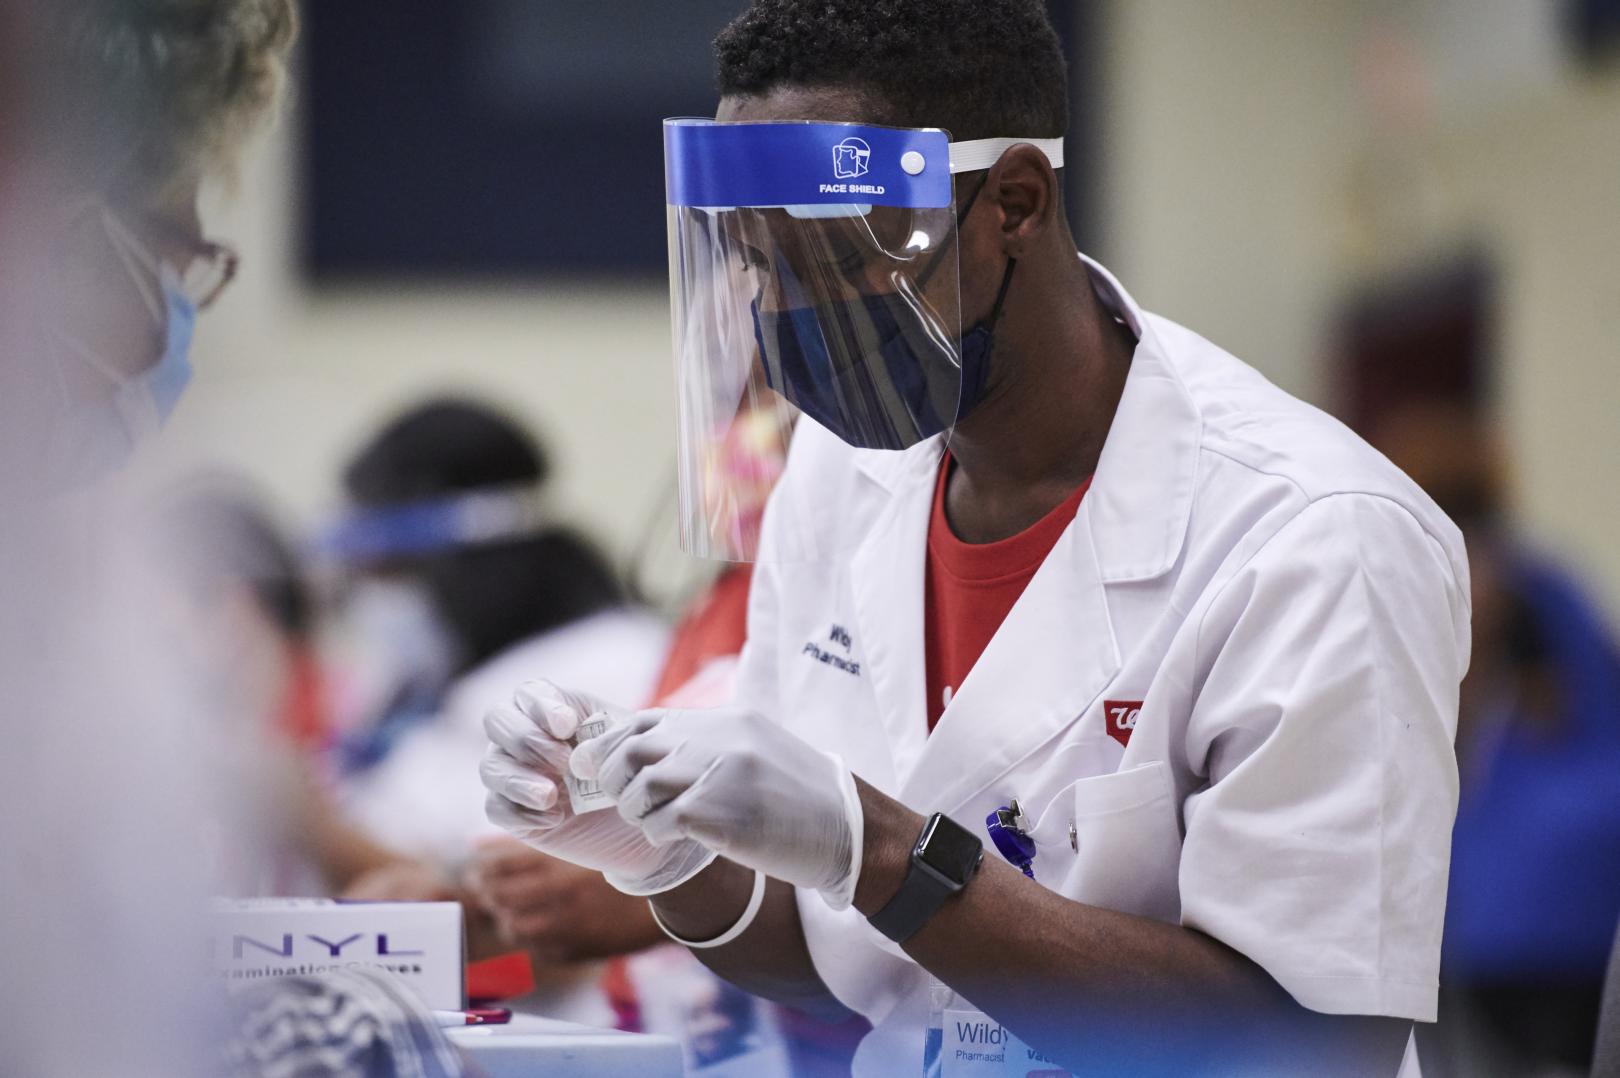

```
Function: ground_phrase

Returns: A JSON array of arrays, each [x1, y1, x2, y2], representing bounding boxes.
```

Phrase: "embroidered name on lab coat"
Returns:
[[802, 624, 861, 676]]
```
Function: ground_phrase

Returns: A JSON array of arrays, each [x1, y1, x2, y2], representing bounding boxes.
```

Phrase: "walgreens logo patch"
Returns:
[[1104, 700, 1143, 747]]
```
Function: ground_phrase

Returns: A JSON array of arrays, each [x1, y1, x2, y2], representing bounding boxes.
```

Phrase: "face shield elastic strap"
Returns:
[[914, 128, 1061, 290], [947, 136, 1064, 174]]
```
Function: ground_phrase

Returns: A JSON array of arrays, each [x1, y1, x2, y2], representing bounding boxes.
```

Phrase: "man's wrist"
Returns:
[[647, 856, 757, 941], [652, 869, 766, 948], [852, 778, 927, 917]]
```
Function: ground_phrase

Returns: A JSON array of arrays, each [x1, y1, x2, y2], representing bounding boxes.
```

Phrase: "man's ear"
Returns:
[[985, 144, 1061, 257]]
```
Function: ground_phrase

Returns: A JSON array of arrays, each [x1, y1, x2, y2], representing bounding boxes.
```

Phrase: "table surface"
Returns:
[[445, 1013, 683, 1078]]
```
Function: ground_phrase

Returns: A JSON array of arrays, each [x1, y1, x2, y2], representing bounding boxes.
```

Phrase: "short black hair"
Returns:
[[344, 397, 551, 506], [344, 398, 624, 672], [714, 0, 1069, 142]]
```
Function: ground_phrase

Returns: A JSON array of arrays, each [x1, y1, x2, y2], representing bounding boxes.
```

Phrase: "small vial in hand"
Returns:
[[565, 714, 616, 814]]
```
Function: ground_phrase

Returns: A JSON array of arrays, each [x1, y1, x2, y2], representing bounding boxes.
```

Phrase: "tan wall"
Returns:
[[1434, 79, 1620, 619], [1094, 0, 1368, 402]]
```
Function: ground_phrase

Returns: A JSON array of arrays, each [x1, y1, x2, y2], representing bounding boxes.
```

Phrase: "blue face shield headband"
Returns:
[[664, 119, 1062, 559], [312, 484, 553, 566]]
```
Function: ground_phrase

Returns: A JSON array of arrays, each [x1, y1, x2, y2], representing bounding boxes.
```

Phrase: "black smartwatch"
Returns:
[[868, 812, 985, 943]]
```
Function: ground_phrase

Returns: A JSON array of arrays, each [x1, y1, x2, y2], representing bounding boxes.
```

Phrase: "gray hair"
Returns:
[[37, 0, 298, 202]]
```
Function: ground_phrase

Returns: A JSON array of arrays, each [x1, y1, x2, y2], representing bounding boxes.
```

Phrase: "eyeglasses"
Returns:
[[186, 239, 239, 311], [81, 200, 240, 314]]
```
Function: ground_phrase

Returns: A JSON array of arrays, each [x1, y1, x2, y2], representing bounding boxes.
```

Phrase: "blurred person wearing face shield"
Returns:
[[0, 3, 465, 1075], [481, 2, 1472, 1075], [317, 398, 673, 1023]]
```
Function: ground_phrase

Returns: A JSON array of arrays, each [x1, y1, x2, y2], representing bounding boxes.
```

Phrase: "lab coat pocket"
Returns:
[[1029, 761, 1183, 924]]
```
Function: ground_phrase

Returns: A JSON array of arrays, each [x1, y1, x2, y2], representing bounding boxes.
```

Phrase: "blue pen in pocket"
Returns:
[[986, 799, 1037, 880]]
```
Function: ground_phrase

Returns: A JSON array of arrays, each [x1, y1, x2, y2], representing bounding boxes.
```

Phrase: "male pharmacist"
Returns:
[[481, 2, 1469, 1073]]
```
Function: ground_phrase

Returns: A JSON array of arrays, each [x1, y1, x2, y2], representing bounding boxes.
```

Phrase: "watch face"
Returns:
[[915, 813, 983, 885]]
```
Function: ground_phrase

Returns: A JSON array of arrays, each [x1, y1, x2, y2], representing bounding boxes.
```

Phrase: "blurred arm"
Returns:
[[280, 754, 406, 888], [464, 838, 666, 964]]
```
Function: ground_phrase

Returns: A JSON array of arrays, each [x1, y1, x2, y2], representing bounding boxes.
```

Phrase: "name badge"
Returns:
[[940, 1008, 1075, 1078]]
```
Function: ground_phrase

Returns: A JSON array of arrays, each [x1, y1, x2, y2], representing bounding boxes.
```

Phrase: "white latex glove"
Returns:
[[480, 680, 715, 896], [571, 706, 865, 910]]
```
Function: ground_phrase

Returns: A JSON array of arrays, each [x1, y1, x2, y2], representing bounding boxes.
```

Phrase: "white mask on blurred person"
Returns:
[[41, 208, 198, 486], [330, 578, 460, 731]]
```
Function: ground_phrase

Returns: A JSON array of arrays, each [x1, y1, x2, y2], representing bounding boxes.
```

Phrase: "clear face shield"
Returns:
[[664, 119, 1062, 561]]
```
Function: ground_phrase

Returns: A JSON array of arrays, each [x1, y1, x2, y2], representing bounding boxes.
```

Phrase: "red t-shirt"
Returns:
[[924, 457, 1091, 732], [649, 563, 754, 702]]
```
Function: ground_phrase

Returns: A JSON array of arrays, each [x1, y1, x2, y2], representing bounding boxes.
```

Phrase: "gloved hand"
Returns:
[[571, 707, 865, 909], [480, 680, 715, 896]]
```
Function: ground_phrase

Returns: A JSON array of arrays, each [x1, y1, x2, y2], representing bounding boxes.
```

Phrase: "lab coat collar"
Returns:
[[1080, 254, 1201, 582], [853, 254, 1202, 583], [848, 464, 936, 787]]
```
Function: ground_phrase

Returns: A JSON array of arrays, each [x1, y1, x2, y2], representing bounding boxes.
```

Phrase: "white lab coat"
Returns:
[[733, 256, 1470, 1076]]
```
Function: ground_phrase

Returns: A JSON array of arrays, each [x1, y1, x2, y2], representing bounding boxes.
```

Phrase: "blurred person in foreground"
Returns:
[[0, 3, 462, 1074], [316, 398, 673, 1022], [1373, 403, 1620, 1077]]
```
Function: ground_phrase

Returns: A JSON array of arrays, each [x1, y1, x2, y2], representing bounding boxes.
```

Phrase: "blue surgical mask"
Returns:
[[143, 271, 198, 423], [750, 174, 1016, 451], [751, 257, 1017, 451]]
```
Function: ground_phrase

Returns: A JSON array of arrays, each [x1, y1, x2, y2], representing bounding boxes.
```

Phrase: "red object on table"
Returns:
[[466, 950, 535, 1003]]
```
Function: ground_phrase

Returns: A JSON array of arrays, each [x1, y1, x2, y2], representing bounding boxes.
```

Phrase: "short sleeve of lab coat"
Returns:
[[1179, 493, 1468, 1023]]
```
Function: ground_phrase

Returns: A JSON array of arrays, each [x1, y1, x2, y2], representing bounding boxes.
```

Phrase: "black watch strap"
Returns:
[[868, 813, 985, 943], [868, 860, 962, 942]]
